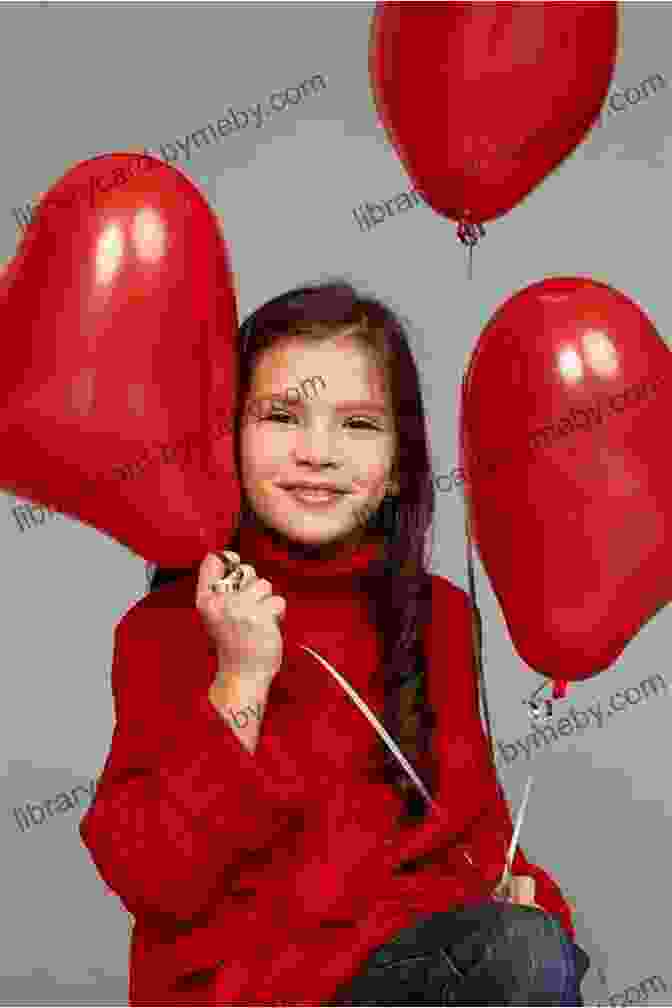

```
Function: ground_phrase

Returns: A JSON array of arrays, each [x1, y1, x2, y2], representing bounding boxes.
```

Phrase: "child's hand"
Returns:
[[508, 875, 545, 909], [493, 876, 577, 917], [492, 874, 545, 910]]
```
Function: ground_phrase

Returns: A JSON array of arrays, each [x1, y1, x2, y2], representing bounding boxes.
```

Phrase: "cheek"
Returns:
[[352, 470, 390, 496], [348, 435, 396, 480], [240, 425, 272, 465]]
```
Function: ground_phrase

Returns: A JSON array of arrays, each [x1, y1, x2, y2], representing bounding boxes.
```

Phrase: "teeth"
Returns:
[[288, 488, 339, 499]]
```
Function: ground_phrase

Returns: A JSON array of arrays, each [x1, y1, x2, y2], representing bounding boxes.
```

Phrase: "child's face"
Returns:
[[239, 331, 399, 548]]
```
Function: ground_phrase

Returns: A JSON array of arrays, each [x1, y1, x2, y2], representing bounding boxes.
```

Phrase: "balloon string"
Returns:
[[299, 644, 439, 811]]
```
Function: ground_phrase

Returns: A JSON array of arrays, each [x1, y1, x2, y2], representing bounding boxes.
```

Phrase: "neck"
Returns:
[[247, 515, 381, 562]]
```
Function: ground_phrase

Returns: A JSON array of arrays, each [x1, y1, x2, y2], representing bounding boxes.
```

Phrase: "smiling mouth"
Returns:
[[282, 487, 347, 504]]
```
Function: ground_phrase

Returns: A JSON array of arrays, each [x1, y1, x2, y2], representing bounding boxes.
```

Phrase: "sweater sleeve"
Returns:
[[79, 605, 302, 926], [448, 586, 577, 943]]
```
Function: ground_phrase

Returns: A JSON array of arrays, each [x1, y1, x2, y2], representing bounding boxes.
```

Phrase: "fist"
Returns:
[[195, 550, 286, 682]]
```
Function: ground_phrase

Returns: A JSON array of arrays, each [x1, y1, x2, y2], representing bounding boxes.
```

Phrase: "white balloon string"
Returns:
[[499, 774, 535, 888], [299, 644, 440, 812]]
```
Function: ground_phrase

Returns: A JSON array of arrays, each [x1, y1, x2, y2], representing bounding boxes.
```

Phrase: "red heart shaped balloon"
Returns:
[[0, 152, 240, 567], [369, 2, 618, 232], [459, 277, 672, 685]]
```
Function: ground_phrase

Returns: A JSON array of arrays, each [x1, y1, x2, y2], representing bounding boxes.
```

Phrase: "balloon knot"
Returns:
[[552, 679, 569, 700], [457, 218, 485, 247]]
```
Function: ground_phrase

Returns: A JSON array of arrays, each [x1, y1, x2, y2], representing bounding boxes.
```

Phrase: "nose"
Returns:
[[292, 422, 343, 468]]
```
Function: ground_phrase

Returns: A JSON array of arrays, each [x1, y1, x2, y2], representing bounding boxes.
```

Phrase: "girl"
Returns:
[[80, 280, 590, 1006]]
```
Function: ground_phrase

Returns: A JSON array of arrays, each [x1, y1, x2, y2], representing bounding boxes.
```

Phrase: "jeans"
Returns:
[[329, 901, 591, 1006]]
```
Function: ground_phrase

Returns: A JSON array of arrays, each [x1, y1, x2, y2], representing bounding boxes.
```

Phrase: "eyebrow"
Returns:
[[332, 400, 388, 413], [252, 396, 389, 414]]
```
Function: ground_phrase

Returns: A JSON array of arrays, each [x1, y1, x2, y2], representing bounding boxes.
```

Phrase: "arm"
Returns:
[[79, 607, 301, 926], [208, 658, 270, 753]]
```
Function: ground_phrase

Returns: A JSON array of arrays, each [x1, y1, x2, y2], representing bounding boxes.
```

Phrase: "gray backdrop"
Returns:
[[1, 2, 670, 1005]]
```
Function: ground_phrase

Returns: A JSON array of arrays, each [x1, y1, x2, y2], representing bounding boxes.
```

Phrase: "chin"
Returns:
[[271, 514, 362, 547], [287, 524, 353, 545]]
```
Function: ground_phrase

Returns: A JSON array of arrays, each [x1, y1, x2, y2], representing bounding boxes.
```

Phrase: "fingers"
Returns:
[[196, 550, 240, 598], [215, 550, 240, 576], [243, 574, 274, 602], [274, 597, 287, 620], [196, 551, 274, 605]]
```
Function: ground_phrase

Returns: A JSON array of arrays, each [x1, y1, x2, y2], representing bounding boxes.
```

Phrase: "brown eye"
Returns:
[[263, 410, 293, 422], [347, 419, 381, 430]]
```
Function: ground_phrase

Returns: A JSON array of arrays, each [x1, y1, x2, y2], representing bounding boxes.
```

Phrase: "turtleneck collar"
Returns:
[[234, 519, 386, 583]]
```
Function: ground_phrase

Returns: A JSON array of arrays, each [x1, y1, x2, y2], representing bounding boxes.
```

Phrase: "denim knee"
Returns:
[[490, 903, 572, 958], [329, 904, 580, 1006], [477, 903, 576, 1004], [446, 902, 567, 946], [497, 902, 565, 935]]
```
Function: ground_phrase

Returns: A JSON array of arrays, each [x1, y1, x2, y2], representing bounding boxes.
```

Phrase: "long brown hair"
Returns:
[[151, 278, 438, 817]]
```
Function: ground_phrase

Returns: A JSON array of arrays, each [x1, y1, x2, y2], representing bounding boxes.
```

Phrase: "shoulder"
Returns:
[[424, 575, 479, 712], [114, 570, 200, 640], [428, 572, 471, 618], [425, 574, 476, 675], [108, 573, 206, 711], [425, 573, 474, 651]]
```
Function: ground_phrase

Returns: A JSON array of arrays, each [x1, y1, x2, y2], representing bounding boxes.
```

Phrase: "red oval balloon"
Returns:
[[369, 2, 618, 228], [459, 277, 672, 683], [0, 152, 240, 567]]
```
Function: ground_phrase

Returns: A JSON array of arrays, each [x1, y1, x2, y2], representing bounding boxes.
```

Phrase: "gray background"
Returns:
[[1, 2, 670, 1004]]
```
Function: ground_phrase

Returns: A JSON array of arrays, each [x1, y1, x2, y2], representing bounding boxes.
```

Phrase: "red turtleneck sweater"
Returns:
[[80, 522, 575, 1007]]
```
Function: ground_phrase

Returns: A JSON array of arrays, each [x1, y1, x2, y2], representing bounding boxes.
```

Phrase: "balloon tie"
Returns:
[[553, 678, 569, 700], [457, 218, 486, 280]]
